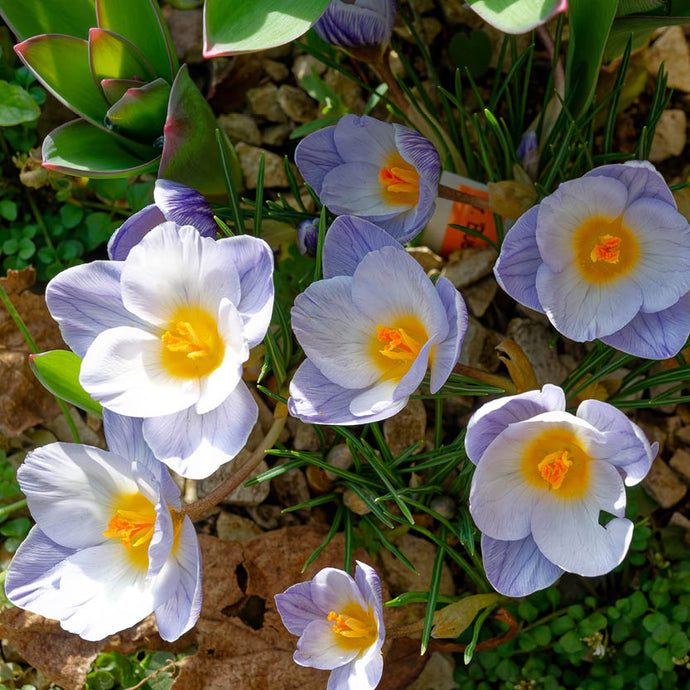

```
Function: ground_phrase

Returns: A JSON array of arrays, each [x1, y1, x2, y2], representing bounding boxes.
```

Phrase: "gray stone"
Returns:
[[409, 653, 459, 690], [342, 489, 371, 515], [642, 458, 687, 508], [293, 54, 327, 82], [217, 113, 262, 146], [441, 246, 496, 289], [262, 59, 290, 82], [196, 453, 270, 507], [325, 444, 354, 480], [677, 424, 690, 446], [649, 109, 687, 162], [383, 399, 427, 456], [648, 26, 690, 92], [292, 420, 321, 452], [323, 68, 366, 112], [464, 275, 498, 318], [246, 503, 300, 529], [262, 123, 293, 146], [277, 84, 319, 123], [506, 318, 568, 387], [235, 142, 289, 189], [273, 463, 311, 511], [430, 495, 456, 520], [162, 7, 203, 64], [669, 448, 690, 483], [216, 511, 263, 541], [247, 83, 287, 122]]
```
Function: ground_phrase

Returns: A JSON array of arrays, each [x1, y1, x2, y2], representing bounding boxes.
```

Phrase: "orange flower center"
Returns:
[[589, 234, 621, 264], [537, 449, 573, 490], [326, 604, 378, 652], [378, 152, 420, 206], [376, 326, 421, 361]]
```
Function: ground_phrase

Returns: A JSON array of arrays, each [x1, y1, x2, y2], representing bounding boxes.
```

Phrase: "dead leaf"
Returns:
[[488, 180, 537, 220], [0, 268, 64, 435], [495, 338, 538, 393], [431, 593, 500, 639]]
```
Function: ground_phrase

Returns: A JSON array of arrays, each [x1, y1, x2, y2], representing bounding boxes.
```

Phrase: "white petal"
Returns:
[[294, 619, 359, 670], [310, 568, 368, 615]]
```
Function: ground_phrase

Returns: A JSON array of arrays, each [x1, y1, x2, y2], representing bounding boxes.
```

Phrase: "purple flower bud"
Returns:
[[517, 130, 539, 180], [297, 218, 319, 256]]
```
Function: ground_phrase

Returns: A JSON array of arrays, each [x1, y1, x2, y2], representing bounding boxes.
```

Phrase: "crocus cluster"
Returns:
[[495, 162, 690, 359], [466, 385, 656, 597]]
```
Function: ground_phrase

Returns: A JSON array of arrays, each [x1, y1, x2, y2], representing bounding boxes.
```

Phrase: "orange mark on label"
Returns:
[[589, 234, 621, 264], [538, 450, 573, 490], [441, 184, 498, 255]]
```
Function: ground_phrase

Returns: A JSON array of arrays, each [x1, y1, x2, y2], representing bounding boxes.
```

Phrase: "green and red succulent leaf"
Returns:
[[100, 77, 146, 105], [105, 78, 171, 144], [0, 0, 96, 42]]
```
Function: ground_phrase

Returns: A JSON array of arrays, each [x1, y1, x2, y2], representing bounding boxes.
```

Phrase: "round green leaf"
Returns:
[[0, 80, 40, 125]]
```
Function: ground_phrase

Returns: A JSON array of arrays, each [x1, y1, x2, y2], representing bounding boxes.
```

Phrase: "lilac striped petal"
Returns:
[[143, 380, 258, 479], [295, 619, 359, 670], [108, 205, 166, 261], [494, 205, 543, 312], [294, 126, 343, 195], [275, 581, 324, 636], [322, 216, 401, 279], [481, 534, 563, 598], [395, 124, 440, 189], [465, 384, 565, 464], [154, 179, 217, 238], [576, 400, 657, 486], [599, 292, 690, 359], [288, 360, 408, 425], [154, 517, 203, 641], [584, 161, 676, 207], [314, 0, 396, 49], [333, 114, 396, 164], [429, 276, 468, 393], [327, 652, 383, 690], [101, 410, 159, 470], [46, 261, 146, 358]]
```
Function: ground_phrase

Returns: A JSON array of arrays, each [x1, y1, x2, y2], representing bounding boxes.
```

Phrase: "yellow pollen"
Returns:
[[378, 152, 420, 206], [103, 508, 155, 549], [162, 321, 210, 359], [327, 610, 375, 639], [589, 234, 621, 264], [377, 325, 421, 361], [537, 450, 573, 490]]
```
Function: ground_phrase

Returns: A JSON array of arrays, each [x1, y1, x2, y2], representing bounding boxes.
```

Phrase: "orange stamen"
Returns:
[[327, 610, 374, 639], [103, 509, 155, 548], [538, 450, 573, 490], [162, 321, 209, 359], [377, 325, 421, 361], [589, 234, 621, 264], [378, 165, 420, 195]]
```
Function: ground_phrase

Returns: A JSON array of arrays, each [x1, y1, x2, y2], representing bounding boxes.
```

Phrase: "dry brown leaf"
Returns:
[[0, 268, 64, 435]]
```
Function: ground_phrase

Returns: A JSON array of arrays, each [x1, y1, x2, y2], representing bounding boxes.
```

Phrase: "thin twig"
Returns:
[[182, 414, 287, 521], [437, 184, 491, 210], [125, 659, 179, 690]]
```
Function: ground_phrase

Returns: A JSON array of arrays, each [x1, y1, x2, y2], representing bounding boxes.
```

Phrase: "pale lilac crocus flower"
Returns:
[[108, 179, 217, 260], [275, 561, 385, 690], [467, 384, 657, 597], [494, 162, 690, 359], [288, 215, 467, 424], [295, 115, 440, 243], [6, 411, 201, 641], [46, 222, 274, 479], [314, 0, 396, 60]]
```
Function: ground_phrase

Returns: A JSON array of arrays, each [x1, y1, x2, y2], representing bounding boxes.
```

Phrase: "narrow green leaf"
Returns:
[[105, 78, 170, 144], [606, 15, 690, 61], [43, 119, 160, 177], [565, 0, 618, 118], [0, 81, 41, 125], [29, 350, 103, 417], [0, 0, 96, 41], [95, 0, 178, 81], [15, 34, 107, 126], [421, 532, 446, 655], [203, 0, 331, 56]]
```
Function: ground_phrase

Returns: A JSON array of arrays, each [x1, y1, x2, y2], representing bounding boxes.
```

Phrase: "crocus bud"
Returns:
[[297, 218, 319, 256]]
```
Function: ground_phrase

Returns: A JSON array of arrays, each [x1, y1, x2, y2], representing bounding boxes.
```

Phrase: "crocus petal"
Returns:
[[584, 162, 676, 207], [493, 206, 543, 312], [195, 298, 247, 416], [17, 443, 139, 549], [154, 179, 217, 238], [54, 540, 156, 640], [294, 619, 359, 670], [275, 581, 325, 636], [107, 205, 166, 261], [311, 567, 369, 614], [395, 124, 440, 188], [5, 527, 77, 623], [465, 384, 566, 464], [222, 235, 275, 348], [101, 410, 159, 470], [392, 339, 434, 399], [536, 262, 643, 341], [292, 276, 381, 389], [429, 276, 468, 393], [143, 380, 258, 479], [531, 462, 631, 576], [350, 378, 404, 417], [327, 652, 383, 690], [333, 114, 396, 165], [314, 0, 396, 49], [622, 198, 690, 313], [576, 400, 656, 486], [355, 561, 385, 650], [322, 215, 401, 279], [81, 326, 201, 417], [480, 534, 563, 598], [599, 293, 690, 359], [294, 125, 343, 195], [121, 223, 241, 327], [154, 516, 203, 641], [46, 261, 147, 358], [288, 360, 408, 425], [536, 176, 629, 274]]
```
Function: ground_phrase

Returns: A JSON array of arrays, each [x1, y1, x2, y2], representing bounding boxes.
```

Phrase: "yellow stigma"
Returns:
[[537, 449, 573, 490], [326, 605, 378, 651], [520, 428, 592, 499], [161, 306, 224, 379], [378, 152, 420, 206], [573, 216, 639, 284]]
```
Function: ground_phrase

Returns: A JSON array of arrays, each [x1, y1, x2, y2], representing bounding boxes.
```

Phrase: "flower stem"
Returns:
[[0, 498, 27, 520], [182, 412, 287, 521], [437, 183, 491, 210]]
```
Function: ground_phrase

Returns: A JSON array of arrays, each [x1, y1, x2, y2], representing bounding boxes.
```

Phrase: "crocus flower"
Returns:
[[108, 179, 218, 260], [288, 215, 467, 424], [314, 0, 397, 61], [275, 561, 385, 690], [466, 384, 657, 597], [295, 115, 440, 244], [467, 0, 567, 34], [298, 218, 319, 256], [46, 222, 274, 479], [5, 411, 201, 641], [494, 162, 690, 359]]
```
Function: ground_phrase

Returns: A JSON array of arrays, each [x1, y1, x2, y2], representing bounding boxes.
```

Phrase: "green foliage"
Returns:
[[85, 650, 185, 690]]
